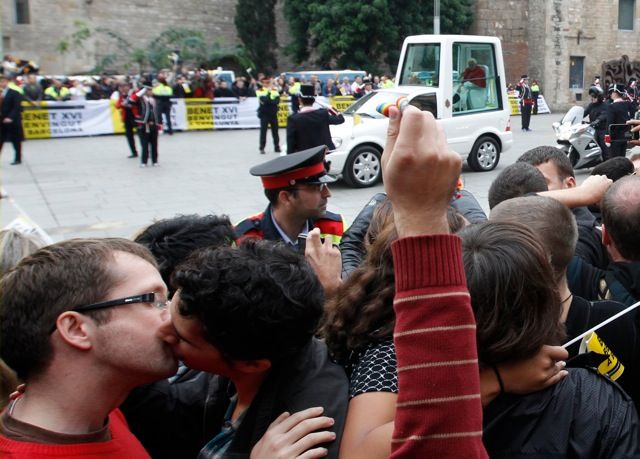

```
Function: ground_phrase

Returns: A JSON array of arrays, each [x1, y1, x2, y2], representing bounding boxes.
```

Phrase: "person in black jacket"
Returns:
[[607, 83, 632, 158], [584, 85, 609, 160], [491, 195, 640, 411], [0, 75, 24, 165], [461, 221, 640, 457], [568, 176, 640, 307], [286, 84, 345, 154]]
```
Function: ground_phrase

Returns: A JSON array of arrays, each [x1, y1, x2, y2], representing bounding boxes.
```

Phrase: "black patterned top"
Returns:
[[348, 338, 398, 399]]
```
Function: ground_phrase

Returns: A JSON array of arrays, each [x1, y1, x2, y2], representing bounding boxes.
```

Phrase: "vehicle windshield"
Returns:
[[344, 91, 408, 117], [561, 106, 584, 125], [399, 43, 441, 87]]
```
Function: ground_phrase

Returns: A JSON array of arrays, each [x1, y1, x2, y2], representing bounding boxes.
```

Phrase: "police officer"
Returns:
[[286, 84, 345, 154], [584, 85, 609, 160], [517, 74, 533, 131], [607, 83, 632, 158], [256, 76, 281, 154], [152, 72, 173, 135], [235, 145, 345, 250]]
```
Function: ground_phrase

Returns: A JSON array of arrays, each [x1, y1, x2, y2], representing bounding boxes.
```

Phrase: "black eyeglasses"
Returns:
[[72, 292, 169, 312], [50, 292, 168, 334]]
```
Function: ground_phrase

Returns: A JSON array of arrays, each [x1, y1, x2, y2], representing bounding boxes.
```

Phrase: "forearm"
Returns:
[[339, 422, 393, 459], [390, 235, 486, 458]]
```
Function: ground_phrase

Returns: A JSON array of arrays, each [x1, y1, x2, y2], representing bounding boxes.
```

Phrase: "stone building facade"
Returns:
[[471, 0, 640, 110], [1, 0, 240, 74], [5, 0, 640, 110]]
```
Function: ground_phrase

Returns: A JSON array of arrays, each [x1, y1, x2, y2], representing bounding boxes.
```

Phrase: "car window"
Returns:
[[452, 42, 502, 116], [409, 93, 438, 118], [399, 43, 441, 87]]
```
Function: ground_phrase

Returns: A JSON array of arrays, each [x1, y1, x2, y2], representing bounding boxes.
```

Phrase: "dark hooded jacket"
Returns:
[[121, 338, 348, 459]]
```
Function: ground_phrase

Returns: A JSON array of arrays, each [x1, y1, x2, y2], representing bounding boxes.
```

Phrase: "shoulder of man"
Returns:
[[234, 213, 265, 239]]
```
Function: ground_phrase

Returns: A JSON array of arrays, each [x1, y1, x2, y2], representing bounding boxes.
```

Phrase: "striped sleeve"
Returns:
[[390, 235, 487, 459]]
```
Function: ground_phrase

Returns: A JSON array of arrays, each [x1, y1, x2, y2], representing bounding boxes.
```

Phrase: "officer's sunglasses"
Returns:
[[50, 292, 168, 334], [288, 183, 329, 193]]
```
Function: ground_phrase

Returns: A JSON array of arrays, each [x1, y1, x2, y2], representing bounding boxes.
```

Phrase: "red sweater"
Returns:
[[390, 235, 487, 458], [0, 409, 150, 458]]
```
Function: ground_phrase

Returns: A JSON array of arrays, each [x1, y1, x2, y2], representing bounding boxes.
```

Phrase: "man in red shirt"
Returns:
[[0, 239, 178, 458], [461, 58, 486, 88]]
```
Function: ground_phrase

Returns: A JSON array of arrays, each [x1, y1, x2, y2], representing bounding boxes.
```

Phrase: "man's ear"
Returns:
[[278, 189, 296, 206], [234, 358, 272, 374], [565, 176, 577, 189], [54, 311, 94, 351]]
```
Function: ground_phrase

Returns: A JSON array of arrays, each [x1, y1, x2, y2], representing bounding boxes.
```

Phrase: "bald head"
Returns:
[[490, 196, 577, 280], [602, 176, 640, 260]]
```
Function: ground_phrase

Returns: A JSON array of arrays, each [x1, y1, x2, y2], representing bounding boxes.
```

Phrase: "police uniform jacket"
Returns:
[[256, 88, 280, 117], [286, 108, 345, 154], [234, 204, 345, 249]]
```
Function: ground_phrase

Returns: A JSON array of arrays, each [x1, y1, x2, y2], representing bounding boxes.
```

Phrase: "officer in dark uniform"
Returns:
[[517, 74, 534, 131], [256, 76, 281, 154], [235, 145, 345, 250], [0, 74, 24, 165], [606, 83, 632, 158], [286, 84, 345, 154]]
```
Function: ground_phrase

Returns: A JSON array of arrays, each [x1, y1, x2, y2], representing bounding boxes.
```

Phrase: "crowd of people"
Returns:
[[0, 92, 640, 458], [1, 59, 394, 104]]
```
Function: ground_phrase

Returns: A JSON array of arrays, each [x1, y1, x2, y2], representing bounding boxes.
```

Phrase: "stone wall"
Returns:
[[2, 0, 240, 74], [471, 0, 640, 111]]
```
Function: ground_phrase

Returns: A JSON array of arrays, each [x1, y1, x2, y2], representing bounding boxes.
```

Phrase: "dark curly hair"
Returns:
[[172, 240, 324, 363], [321, 201, 398, 365], [460, 221, 565, 365], [134, 214, 235, 292]]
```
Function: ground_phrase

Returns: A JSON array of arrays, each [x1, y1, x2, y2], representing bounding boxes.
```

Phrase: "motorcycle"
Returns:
[[552, 106, 602, 169]]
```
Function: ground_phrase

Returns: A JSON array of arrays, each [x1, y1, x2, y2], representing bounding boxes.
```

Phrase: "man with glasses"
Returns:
[[235, 145, 345, 250], [0, 238, 177, 457]]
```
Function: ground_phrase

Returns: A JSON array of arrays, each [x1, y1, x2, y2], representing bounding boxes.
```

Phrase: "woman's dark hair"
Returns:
[[460, 221, 565, 365], [321, 200, 397, 364]]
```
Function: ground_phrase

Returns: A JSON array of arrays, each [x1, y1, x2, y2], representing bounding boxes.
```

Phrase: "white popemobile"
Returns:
[[327, 35, 514, 188]]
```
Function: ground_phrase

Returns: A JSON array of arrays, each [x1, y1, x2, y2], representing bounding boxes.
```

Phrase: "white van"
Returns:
[[327, 35, 513, 187]]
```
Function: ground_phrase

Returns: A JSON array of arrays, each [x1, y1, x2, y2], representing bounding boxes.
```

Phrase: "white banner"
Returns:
[[22, 96, 353, 139]]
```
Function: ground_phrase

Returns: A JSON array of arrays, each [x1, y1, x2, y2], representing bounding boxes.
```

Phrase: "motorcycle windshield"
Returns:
[[561, 106, 585, 125]]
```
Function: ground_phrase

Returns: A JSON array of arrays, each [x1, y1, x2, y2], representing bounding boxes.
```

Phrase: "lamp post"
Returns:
[[434, 0, 440, 35]]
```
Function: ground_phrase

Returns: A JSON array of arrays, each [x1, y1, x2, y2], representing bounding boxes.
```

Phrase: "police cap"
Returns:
[[250, 145, 336, 190]]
